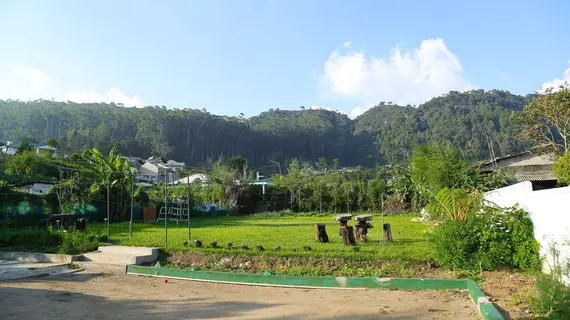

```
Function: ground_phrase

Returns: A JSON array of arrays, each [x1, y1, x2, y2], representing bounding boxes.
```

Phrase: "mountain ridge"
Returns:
[[0, 89, 532, 168]]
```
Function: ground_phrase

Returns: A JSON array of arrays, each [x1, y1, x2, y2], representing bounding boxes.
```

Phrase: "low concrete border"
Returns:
[[0, 251, 81, 263], [126, 265, 504, 320]]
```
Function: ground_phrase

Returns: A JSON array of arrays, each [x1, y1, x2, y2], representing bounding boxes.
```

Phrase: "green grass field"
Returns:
[[89, 214, 434, 262]]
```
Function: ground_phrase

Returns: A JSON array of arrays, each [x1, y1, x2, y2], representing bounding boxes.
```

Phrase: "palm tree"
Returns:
[[83, 145, 132, 221]]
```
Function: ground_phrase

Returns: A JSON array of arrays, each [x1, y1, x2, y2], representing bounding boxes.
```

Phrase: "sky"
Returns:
[[0, 0, 569, 118]]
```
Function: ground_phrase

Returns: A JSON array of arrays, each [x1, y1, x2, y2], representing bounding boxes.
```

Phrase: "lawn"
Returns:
[[88, 214, 434, 262]]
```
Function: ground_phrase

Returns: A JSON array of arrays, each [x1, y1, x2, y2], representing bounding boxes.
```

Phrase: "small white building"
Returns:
[[18, 182, 55, 195], [0, 141, 57, 156], [0, 143, 17, 155]]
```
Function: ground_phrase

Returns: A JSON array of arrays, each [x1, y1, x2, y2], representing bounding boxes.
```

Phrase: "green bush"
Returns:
[[58, 230, 103, 255], [431, 205, 540, 271], [0, 228, 61, 250], [431, 219, 478, 269], [0, 228, 102, 254]]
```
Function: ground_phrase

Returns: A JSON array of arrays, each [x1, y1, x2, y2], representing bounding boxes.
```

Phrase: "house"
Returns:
[[480, 150, 557, 190], [136, 161, 167, 183], [0, 141, 18, 155], [124, 156, 145, 172], [135, 157, 185, 184], [17, 182, 55, 195], [35, 145, 57, 156], [166, 159, 185, 172], [0, 140, 57, 156]]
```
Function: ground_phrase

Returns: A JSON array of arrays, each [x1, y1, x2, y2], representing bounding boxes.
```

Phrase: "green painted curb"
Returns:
[[126, 265, 504, 320]]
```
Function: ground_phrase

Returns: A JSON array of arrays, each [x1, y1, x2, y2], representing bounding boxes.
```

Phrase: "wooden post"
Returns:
[[383, 223, 393, 242], [340, 225, 356, 246], [314, 224, 329, 243], [355, 221, 374, 242]]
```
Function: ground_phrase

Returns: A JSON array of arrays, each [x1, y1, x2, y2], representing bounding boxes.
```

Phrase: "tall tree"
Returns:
[[515, 86, 570, 155], [17, 139, 33, 154]]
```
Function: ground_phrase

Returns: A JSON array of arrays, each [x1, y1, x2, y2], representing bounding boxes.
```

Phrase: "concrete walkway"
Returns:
[[0, 260, 79, 281]]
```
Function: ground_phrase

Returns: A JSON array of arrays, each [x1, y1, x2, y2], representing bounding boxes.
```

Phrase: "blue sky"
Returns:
[[0, 0, 569, 118]]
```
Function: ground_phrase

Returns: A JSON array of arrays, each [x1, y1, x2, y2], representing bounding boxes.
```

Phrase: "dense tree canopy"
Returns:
[[0, 89, 533, 169], [515, 86, 570, 155]]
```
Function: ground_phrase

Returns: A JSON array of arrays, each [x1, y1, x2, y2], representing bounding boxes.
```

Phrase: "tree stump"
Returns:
[[383, 223, 393, 242], [339, 220, 348, 237], [340, 225, 356, 246], [314, 224, 329, 243], [355, 221, 374, 242], [75, 218, 86, 232]]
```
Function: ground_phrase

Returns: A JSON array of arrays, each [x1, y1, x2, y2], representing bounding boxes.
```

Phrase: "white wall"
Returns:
[[485, 183, 570, 283], [28, 183, 54, 194]]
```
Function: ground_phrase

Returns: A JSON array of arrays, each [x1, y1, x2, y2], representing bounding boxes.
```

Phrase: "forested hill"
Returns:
[[355, 89, 534, 163], [0, 89, 533, 168]]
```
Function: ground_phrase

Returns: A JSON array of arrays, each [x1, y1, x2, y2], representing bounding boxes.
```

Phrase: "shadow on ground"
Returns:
[[0, 271, 104, 284], [0, 285, 445, 320]]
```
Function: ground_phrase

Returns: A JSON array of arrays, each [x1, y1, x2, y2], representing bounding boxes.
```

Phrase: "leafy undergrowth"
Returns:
[[89, 214, 433, 262], [0, 228, 104, 255]]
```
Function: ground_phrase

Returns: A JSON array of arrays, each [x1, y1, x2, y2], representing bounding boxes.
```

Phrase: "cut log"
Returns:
[[75, 218, 86, 232], [314, 224, 329, 243], [340, 225, 356, 246], [383, 223, 393, 242], [355, 221, 373, 242]]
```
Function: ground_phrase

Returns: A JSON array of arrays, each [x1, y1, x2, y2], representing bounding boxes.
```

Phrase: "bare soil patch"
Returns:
[[0, 270, 477, 319]]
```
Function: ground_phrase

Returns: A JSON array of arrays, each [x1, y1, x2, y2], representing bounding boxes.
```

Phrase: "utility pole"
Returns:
[[129, 173, 134, 239], [186, 175, 191, 242], [164, 172, 168, 247], [106, 174, 110, 243]]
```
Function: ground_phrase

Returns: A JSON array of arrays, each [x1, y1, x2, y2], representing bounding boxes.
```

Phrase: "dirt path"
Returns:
[[0, 269, 478, 319]]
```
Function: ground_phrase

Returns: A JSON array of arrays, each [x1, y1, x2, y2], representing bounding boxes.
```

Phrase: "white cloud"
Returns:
[[64, 87, 142, 108], [0, 65, 142, 107], [318, 38, 473, 117], [538, 63, 570, 93], [0, 66, 52, 100]]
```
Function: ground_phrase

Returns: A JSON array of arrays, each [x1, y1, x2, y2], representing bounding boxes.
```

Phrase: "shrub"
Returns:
[[274, 245, 282, 252], [529, 242, 570, 319], [58, 230, 103, 255], [210, 239, 219, 248], [256, 243, 264, 251], [384, 196, 409, 214], [431, 219, 478, 270], [0, 228, 61, 250], [0, 228, 102, 255], [303, 244, 312, 252], [194, 239, 203, 248], [431, 205, 540, 271], [225, 241, 233, 250], [425, 188, 483, 223], [240, 243, 249, 250], [553, 151, 570, 185]]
